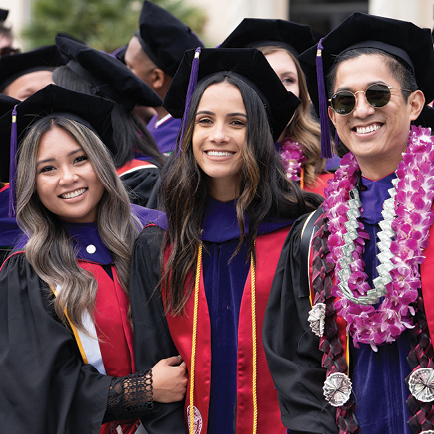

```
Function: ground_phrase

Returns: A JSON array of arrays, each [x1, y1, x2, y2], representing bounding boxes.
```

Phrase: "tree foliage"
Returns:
[[22, 0, 207, 52]]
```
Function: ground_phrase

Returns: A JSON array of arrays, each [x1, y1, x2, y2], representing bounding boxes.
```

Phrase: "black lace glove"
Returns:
[[103, 370, 154, 422]]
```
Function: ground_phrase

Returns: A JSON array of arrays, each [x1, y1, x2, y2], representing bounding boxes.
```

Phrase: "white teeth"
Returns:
[[60, 188, 86, 199], [356, 124, 381, 134], [206, 151, 234, 157]]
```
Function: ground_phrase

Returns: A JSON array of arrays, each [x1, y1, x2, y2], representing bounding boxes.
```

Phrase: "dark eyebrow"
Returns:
[[36, 148, 83, 167], [195, 110, 247, 118]]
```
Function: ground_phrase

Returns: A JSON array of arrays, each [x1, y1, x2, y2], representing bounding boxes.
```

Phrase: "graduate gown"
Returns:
[[130, 197, 294, 434], [146, 114, 181, 154], [263, 173, 422, 434], [117, 157, 160, 208], [0, 208, 158, 434]]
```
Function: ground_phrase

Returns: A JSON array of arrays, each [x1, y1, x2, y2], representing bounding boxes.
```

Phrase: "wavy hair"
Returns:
[[52, 66, 166, 167], [258, 46, 327, 187], [16, 116, 141, 331], [159, 72, 322, 315]]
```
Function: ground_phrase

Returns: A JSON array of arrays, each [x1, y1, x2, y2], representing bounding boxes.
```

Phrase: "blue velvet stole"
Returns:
[[350, 173, 411, 434], [146, 114, 181, 154], [0, 186, 23, 249], [202, 197, 292, 433]]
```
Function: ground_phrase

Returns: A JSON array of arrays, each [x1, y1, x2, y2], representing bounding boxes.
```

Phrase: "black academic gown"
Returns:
[[263, 214, 338, 434], [0, 253, 112, 433]]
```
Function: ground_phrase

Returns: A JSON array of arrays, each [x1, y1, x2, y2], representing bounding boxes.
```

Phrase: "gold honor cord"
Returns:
[[189, 244, 202, 434], [50, 285, 89, 364], [250, 248, 258, 434], [189, 245, 258, 434]]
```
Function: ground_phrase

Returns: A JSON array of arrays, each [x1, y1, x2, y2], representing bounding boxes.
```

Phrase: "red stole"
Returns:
[[420, 220, 434, 340], [78, 261, 139, 434], [116, 159, 156, 177], [164, 227, 290, 433]]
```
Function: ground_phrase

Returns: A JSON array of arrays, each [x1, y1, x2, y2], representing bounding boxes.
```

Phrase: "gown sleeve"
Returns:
[[121, 166, 159, 208], [129, 225, 188, 433], [262, 215, 338, 434], [0, 253, 113, 434]]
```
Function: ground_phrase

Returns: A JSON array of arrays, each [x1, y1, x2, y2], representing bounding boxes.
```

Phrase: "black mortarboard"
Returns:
[[0, 85, 116, 198], [0, 9, 8, 22], [55, 34, 162, 110], [220, 18, 316, 57], [163, 47, 300, 144], [0, 94, 19, 116], [298, 12, 434, 157], [136, 0, 205, 77], [0, 45, 65, 92]]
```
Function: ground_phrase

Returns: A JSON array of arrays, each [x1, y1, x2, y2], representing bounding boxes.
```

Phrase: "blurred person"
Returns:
[[124, 1, 205, 154], [220, 19, 334, 196], [0, 45, 64, 100]]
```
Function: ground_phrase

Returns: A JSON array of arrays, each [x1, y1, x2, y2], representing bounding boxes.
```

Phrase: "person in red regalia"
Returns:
[[129, 48, 323, 434], [263, 12, 434, 434], [0, 85, 187, 434]]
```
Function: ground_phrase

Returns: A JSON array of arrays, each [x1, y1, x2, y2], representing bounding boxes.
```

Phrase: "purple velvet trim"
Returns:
[[351, 173, 411, 434], [178, 47, 201, 157], [316, 39, 332, 159], [0, 185, 23, 248], [8, 105, 18, 218], [146, 114, 180, 154]]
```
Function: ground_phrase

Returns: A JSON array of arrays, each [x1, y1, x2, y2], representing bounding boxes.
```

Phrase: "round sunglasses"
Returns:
[[329, 83, 412, 116]]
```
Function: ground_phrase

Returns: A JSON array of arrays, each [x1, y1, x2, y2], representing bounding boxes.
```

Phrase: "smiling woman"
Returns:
[[129, 48, 323, 434], [0, 85, 188, 434]]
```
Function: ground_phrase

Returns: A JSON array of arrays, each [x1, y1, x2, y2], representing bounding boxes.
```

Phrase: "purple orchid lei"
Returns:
[[323, 126, 434, 350], [280, 137, 306, 182]]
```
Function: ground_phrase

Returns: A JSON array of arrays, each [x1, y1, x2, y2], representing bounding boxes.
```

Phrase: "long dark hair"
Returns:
[[52, 65, 166, 167], [160, 72, 322, 315]]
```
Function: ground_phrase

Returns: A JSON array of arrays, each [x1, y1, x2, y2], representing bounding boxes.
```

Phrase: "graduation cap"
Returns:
[[163, 47, 300, 145], [55, 34, 162, 110], [0, 45, 65, 92], [0, 84, 116, 214], [135, 0, 205, 77], [0, 9, 8, 22], [220, 18, 316, 57], [298, 12, 434, 157], [0, 94, 19, 115]]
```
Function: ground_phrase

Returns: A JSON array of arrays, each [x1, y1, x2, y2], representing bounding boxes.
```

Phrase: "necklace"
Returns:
[[322, 126, 434, 349], [280, 137, 305, 184]]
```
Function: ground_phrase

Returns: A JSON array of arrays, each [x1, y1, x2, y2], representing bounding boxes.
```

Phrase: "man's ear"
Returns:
[[408, 89, 425, 121], [328, 106, 337, 128], [151, 68, 167, 90]]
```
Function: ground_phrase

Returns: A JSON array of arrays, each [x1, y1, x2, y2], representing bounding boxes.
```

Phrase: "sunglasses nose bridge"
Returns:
[[351, 89, 376, 115]]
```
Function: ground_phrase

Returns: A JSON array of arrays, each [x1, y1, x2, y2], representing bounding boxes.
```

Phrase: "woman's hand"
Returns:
[[151, 355, 188, 403]]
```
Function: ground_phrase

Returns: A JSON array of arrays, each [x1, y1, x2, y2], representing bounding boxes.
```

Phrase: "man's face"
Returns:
[[328, 54, 422, 177], [3, 70, 54, 100], [124, 35, 155, 88]]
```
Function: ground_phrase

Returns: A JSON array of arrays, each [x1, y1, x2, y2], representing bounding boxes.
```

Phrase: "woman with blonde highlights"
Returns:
[[0, 85, 187, 434]]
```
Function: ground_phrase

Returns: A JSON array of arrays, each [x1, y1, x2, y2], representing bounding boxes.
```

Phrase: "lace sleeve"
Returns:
[[103, 370, 154, 422]]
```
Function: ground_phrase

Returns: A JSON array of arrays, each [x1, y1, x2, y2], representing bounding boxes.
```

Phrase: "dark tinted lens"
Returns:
[[365, 84, 390, 108], [331, 91, 355, 115]]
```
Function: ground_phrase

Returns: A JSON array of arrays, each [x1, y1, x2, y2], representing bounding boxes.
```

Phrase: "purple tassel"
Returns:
[[178, 47, 201, 157], [8, 105, 18, 218], [316, 39, 332, 159]]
